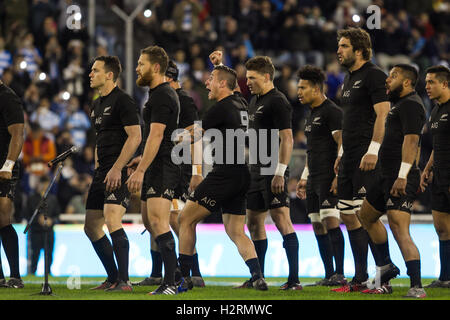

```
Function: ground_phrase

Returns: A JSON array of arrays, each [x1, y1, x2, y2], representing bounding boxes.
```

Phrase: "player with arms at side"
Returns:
[[421, 65, 450, 289], [359, 64, 426, 298], [85, 56, 142, 291], [0, 79, 25, 288], [295, 65, 346, 286]]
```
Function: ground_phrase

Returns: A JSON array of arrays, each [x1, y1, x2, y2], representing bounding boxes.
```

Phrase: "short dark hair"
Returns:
[[214, 65, 237, 90], [245, 56, 275, 80], [337, 27, 372, 61], [94, 56, 122, 82], [426, 65, 450, 83], [394, 64, 419, 87], [140, 45, 169, 74], [297, 65, 326, 91], [165, 60, 179, 81]]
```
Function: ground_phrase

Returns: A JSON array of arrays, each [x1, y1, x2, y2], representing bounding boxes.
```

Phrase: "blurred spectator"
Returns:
[[60, 96, 90, 149], [1, 0, 29, 37], [73, 145, 95, 176], [25, 174, 60, 276], [23, 83, 41, 114], [172, 0, 203, 44], [42, 35, 63, 95], [17, 33, 43, 78], [62, 57, 84, 100], [253, 0, 278, 54], [0, 37, 12, 76], [325, 61, 345, 101], [274, 64, 295, 98], [65, 173, 92, 216], [29, 97, 60, 138], [173, 49, 190, 80]]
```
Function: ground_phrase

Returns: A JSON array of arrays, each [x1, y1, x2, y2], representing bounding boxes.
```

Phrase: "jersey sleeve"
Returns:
[[150, 98, 175, 126], [271, 97, 292, 130], [325, 105, 343, 132], [366, 68, 388, 106], [1, 92, 24, 126], [180, 95, 199, 127], [399, 102, 425, 135], [202, 104, 224, 131], [118, 94, 140, 127]]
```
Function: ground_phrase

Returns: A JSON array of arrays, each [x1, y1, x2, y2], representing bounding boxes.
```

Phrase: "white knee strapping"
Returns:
[[353, 199, 364, 211], [170, 199, 185, 212], [320, 208, 340, 220], [308, 212, 321, 223], [338, 200, 355, 215]]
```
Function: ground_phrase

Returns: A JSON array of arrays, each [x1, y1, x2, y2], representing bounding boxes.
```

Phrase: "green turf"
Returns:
[[0, 276, 448, 300]]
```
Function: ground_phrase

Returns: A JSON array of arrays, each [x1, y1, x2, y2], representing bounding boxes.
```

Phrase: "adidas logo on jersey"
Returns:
[[107, 194, 117, 201], [271, 198, 281, 205], [322, 199, 331, 207], [358, 187, 367, 194], [147, 187, 156, 195], [386, 198, 394, 206]]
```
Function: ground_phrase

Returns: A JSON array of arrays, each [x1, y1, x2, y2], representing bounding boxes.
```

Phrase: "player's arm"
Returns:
[[104, 125, 142, 192], [296, 154, 308, 200], [94, 145, 99, 169], [420, 150, 434, 191], [360, 101, 390, 171], [390, 134, 420, 197], [0, 123, 25, 180], [126, 122, 165, 193], [330, 129, 342, 194], [272, 128, 293, 194], [189, 128, 203, 192]]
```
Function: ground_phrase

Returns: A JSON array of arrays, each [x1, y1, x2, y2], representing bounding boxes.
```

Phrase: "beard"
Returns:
[[387, 83, 403, 101], [340, 55, 356, 69], [136, 71, 152, 87]]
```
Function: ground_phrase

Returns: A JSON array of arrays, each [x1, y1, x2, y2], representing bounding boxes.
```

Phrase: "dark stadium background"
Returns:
[[0, 0, 448, 227]]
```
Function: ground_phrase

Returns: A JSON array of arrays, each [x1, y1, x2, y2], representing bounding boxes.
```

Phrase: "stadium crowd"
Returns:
[[0, 0, 448, 224]]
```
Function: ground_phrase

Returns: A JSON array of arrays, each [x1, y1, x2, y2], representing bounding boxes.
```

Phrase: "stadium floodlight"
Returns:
[[144, 9, 152, 18], [39, 72, 47, 81], [62, 91, 71, 101], [352, 14, 361, 23], [20, 61, 27, 70], [74, 12, 82, 21]]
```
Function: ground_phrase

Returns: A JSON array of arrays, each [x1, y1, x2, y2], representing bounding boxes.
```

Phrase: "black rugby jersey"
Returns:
[[0, 83, 24, 167], [248, 88, 292, 168], [90, 86, 140, 170], [429, 99, 450, 171], [142, 82, 180, 159], [340, 61, 388, 155], [304, 99, 343, 178], [202, 94, 248, 168], [379, 91, 425, 176]]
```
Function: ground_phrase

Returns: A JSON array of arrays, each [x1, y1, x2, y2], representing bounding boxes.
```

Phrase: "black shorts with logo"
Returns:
[[173, 164, 191, 203], [141, 155, 180, 202], [86, 167, 131, 210], [306, 174, 338, 214], [366, 168, 420, 214], [0, 164, 20, 200], [431, 168, 450, 213], [247, 166, 289, 211], [189, 165, 250, 215]]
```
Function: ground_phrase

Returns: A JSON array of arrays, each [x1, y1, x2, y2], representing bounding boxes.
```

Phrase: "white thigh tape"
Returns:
[[308, 213, 321, 223], [338, 200, 355, 215], [320, 208, 340, 220], [170, 199, 185, 212]]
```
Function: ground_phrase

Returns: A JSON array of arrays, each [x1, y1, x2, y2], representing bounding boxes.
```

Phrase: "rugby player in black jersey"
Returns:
[[237, 56, 300, 290], [126, 46, 181, 295], [421, 65, 450, 289], [177, 65, 268, 292], [332, 28, 391, 293], [359, 64, 426, 298], [0, 80, 25, 288], [295, 66, 346, 286], [85, 56, 142, 292], [133, 60, 205, 288]]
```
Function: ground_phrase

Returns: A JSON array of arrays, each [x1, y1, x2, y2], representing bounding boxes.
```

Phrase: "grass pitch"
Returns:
[[0, 276, 448, 300]]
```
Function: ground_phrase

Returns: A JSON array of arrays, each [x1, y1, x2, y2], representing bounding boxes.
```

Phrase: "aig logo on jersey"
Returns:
[[201, 196, 216, 207], [164, 189, 175, 198], [342, 90, 351, 98]]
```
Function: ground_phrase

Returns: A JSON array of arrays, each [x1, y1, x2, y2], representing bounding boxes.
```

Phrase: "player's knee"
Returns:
[[312, 222, 326, 235]]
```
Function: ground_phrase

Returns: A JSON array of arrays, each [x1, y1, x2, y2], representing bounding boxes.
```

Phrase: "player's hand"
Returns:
[[0, 171, 12, 180], [390, 177, 407, 197], [104, 166, 122, 192], [126, 169, 144, 194], [189, 175, 203, 192], [334, 156, 341, 175], [330, 176, 338, 195], [126, 156, 142, 176], [296, 179, 307, 199], [209, 51, 223, 66], [359, 153, 378, 171], [271, 175, 285, 194], [419, 168, 433, 192]]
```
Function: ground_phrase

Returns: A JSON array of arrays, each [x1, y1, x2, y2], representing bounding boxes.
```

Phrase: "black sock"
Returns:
[[406, 260, 422, 287], [110, 228, 129, 282], [328, 227, 345, 274], [179, 254, 193, 278], [92, 235, 118, 283], [150, 249, 163, 278], [155, 231, 178, 286], [439, 240, 450, 281], [245, 258, 263, 281], [283, 232, 299, 283], [348, 227, 369, 282], [315, 233, 335, 279], [0, 241, 4, 279], [191, 253, 202, 277], [252, 239, 268, 277], [372, 240, 392, 267], [0, 225, 20, 278]]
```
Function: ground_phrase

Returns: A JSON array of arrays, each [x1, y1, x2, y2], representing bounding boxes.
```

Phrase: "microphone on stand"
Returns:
[[47, 146, 79, 168]]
